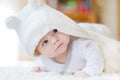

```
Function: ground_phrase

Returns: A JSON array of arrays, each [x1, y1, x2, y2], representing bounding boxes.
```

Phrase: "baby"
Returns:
[[34, 29, 103, 77], [5, 0, 103, 77]]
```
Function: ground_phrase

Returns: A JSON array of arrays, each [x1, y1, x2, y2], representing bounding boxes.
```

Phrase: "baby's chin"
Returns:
[[56, 45, 68, 55], [55, 49, 66, 55]]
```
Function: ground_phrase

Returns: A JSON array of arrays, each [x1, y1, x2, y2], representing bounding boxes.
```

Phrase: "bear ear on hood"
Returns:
[[5, 16, 20, 29], [29, 0, 45, 9], [5, 0, 45, 30]]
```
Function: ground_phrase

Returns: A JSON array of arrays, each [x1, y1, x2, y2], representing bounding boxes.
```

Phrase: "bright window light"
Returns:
[[0, 1, 19, 67]]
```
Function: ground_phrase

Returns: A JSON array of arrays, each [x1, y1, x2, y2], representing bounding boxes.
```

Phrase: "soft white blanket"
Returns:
[[0, 67, 120, 80]]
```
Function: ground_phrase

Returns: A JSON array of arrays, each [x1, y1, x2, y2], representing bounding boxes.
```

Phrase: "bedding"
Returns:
[[0, 66, 120, 80]]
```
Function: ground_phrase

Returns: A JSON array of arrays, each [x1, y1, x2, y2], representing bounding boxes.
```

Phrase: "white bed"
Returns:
[[0, 62, 120, 80]]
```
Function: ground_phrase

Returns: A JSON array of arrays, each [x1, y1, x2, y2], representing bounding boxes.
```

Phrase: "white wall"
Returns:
[[101, 0, 118, 39]]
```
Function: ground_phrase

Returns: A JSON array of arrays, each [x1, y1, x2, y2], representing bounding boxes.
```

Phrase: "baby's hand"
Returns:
[[32, 66, 43, 72], [73, 71, 90, 78]]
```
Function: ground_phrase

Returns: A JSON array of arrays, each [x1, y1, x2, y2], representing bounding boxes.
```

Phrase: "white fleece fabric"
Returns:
[[0, 67, 120, 80]]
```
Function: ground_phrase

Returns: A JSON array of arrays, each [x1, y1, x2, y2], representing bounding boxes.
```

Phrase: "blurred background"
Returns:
[[0, 0, 120, 67]]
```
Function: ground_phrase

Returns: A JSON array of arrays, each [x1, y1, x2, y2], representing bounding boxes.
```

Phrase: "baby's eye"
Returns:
[[53, 29, 58, 33], [42, 40, 48, 46]]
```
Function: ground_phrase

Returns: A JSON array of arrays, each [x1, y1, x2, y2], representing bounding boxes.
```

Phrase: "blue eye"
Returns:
[[42, 40, 48, 46], [53, 29, 57, 33]]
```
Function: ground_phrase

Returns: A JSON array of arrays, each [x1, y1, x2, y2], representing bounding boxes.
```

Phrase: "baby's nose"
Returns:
[[52, 36, 59, 45]]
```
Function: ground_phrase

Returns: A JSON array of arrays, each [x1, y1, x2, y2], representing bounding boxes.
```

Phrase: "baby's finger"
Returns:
[[32, 67, 43, 72]]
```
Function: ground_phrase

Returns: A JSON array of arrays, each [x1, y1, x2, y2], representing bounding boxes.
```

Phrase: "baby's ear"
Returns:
[[29, 0, 45, 9], [5, 16, 20, 29]]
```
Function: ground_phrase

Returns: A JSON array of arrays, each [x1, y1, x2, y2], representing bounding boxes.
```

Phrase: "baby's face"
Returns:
[[36, 29, 70, 57]]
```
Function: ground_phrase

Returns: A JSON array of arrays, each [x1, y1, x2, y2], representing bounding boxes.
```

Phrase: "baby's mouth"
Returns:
[[55, 42, 63, 49], [57, 43, 63, 48]]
